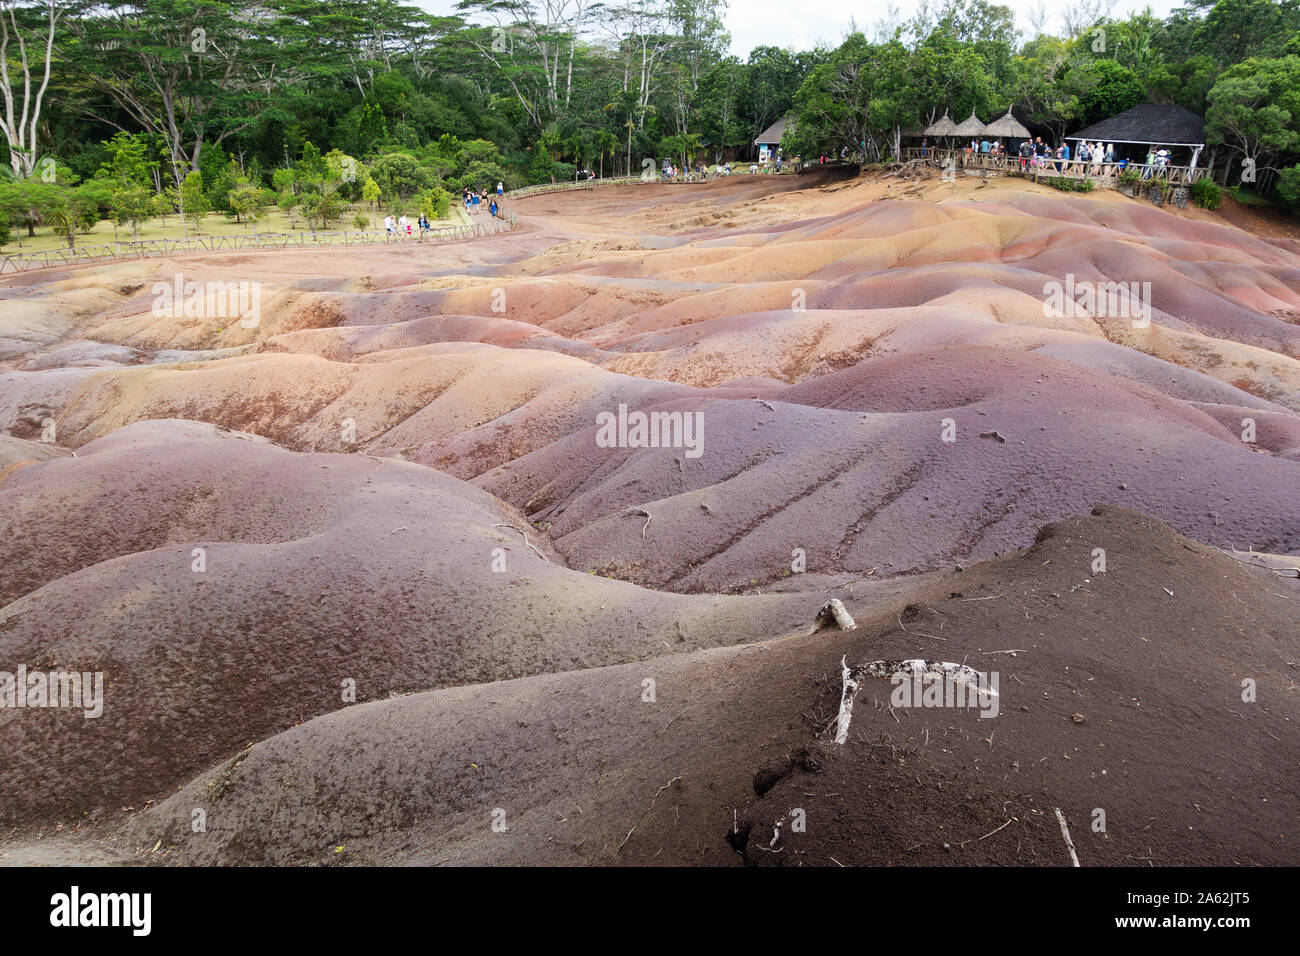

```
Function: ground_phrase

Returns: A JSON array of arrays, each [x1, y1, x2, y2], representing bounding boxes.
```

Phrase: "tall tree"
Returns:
[[0, 0, 72, 177], [67, 0, 306, 195]]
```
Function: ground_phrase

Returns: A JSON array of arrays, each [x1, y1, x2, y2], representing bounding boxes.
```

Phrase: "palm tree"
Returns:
[[596, 130, 618, 180]]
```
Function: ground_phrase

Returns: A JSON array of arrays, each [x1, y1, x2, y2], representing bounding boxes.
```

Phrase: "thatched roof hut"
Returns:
[[923, 111, 957, 136], [983, 108, 1031, 139], [951, 110, 987, 138]]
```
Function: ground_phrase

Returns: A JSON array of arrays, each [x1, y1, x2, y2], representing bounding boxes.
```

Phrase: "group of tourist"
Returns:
[[463, 182, 505, 218], [1008, 137, 1133, 176], [379, 181, 506, 242], [660, 163, 711, 182], [937, 135, 1176, 178], [382, 213, 432, 240]]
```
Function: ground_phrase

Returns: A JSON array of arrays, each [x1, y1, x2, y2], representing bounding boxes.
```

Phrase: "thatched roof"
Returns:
[[1066, 104, 1206, 147], [983, 108, 1031, 139], [950, 109, 987, 137], [923, 111, 957, 136], [754, 115, 793, 146]]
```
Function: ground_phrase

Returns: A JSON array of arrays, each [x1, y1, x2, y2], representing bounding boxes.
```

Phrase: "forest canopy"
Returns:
[[2, 0, 1299, 249]]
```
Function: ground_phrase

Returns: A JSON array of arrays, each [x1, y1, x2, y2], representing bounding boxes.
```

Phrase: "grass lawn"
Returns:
[[2, 202, 471, 256]]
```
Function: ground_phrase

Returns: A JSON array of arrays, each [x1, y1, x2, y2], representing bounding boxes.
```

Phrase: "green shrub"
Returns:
[[419, 186, 450, 220], [1278, 165, 1300, 211], [1045, 176, 1093, 193], [1189, 177, 1222, 209]]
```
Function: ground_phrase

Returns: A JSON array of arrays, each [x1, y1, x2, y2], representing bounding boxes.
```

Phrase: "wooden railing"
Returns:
[[0, 209, 518, 276], [507, 176, 644, 199], [900, 147, 1207, 186]]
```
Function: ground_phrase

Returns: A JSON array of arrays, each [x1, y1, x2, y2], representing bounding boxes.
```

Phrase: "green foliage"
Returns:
[[180, 171, 209, 231], [297, 142, 329, 192], [100, 132, 155, 189], [73, 181, 114, 231], [1277, 164, 1300, 209], [1117, 167, 1142, 188], [1045, 176, 1094, 192], [1080, 60, 1145, 126], [1206, 56, 1300, 180], [111, 184, 153, 239], [528, 149, 556, 185], [298, 190, 345, 231], [271, 168, 296, 195], [369, 152, 432, 200], [17, 0, 1300, 227], [1190, 176, 1224, 208], [419, 186, 450, 220], [227, 181, 266, 227]]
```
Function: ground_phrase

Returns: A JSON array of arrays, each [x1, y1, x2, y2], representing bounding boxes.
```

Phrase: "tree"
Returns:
[[0, 176, 61, 239], [67, 1, 307, 201], [110, 183, 152, 240], [180, 170, 209, 233], [786, 34, 918, 163], [227, 179, 266, 230], [298, 189, 344, 231], [71, 179, 110, 232], [0, 0, 70, 177], [457, 0, 600, 128], [369, 151, 431, 199], [595, 127, 618, 177], [1080, 58, 1144, 125], [1206, 56, 1300, 190]]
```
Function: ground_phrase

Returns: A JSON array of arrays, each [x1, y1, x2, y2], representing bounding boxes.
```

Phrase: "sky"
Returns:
[[416, 1, 1183, 59]]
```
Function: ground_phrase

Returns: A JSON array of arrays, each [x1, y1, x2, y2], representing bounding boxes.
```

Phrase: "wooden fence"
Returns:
[[0, 208, 518, 276], [505, 176, 648, 199], [900, 147, 1207, 186]]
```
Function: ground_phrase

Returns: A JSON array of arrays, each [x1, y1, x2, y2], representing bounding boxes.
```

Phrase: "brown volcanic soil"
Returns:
[[1, 168, 1298, 865], [97, 507, 1300, 866]]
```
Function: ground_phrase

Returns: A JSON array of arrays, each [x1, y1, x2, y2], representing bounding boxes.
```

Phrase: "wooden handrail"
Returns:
[[0, 212, 519, 275]]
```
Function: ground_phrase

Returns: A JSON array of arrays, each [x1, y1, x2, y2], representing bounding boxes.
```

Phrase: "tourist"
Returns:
[[418, 213, 430, 239], [383, 214, 396, 241], [489, 198, 498, 218], [1018, 139, 1032, 171], [398, 213, 409, 238], [471, 191, 481, 215], [497, 181, 504, 198]]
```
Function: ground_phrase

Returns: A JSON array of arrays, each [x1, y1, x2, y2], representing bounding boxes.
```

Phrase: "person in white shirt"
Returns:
[[383, 215, 395, 241]]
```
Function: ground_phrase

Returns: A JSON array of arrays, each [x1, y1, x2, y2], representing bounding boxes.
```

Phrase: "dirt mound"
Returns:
[[0, 420, 827, 826], [1, 170, 1297, 867], [103, 506, 1297, 866]]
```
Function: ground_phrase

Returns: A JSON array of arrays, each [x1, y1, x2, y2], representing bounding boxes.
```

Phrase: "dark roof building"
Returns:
[[754, 115, 793, 147], [1067, 104, 1206, 148]]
